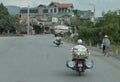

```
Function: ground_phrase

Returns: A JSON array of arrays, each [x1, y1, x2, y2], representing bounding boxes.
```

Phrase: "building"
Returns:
[[19, 2, 95, 34], [20, 5, 47, 34], [47, 2, 73, 16], [43, 2, 74, 24], [72, 9, 94, 22], [19, 2, 74, 34], [20, 2, 74, 23]]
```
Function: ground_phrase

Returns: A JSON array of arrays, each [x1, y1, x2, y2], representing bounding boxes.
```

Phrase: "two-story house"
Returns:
[[46, 2, 74, 24]]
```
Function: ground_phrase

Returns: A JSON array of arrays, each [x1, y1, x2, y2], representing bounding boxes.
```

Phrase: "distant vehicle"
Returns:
[[53, 36, 63, 47], [54, 25, 69, 33]]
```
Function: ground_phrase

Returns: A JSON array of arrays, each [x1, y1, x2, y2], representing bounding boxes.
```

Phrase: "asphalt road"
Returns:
[[0, 34, 120, 82]]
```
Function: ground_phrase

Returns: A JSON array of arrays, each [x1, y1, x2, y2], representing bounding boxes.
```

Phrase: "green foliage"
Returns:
[[71, 19, 94, 28], [97, 10, 120, 45], [0, 3, 19, 34], [78, 28, 101, 45], [0, 3, 9, 17], [72, 9, 120, 45]]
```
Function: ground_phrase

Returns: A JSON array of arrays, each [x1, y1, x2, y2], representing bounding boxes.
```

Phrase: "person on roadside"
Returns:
[[102, 35, 110, 56]]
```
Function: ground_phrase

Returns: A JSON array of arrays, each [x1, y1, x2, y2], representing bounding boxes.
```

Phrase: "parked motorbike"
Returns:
[[66, 49, 93, 75]]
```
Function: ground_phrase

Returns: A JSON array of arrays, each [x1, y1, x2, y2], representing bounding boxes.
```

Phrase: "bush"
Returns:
[[78, 27, 102, 45]]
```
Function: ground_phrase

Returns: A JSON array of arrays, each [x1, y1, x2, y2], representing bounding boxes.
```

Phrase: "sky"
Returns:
[[1, 0, 120, 17]]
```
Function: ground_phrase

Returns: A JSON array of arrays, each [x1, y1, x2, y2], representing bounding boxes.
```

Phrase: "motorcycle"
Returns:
[[66, 48, 93, 75], [53, 38, 63, 47]]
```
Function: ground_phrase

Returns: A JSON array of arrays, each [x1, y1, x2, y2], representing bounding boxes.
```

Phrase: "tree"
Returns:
[[0, 3, 19, 34], [77, 9, 120, 45], [0, 3, 9, 20]]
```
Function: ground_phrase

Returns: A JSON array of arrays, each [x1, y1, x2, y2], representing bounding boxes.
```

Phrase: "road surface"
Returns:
[[0, 34, 120, 82]]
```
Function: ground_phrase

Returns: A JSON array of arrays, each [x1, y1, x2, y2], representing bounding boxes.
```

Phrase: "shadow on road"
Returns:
[[51, 69, 92, 78]]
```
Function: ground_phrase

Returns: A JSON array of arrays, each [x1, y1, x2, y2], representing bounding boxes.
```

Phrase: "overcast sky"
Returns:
[[1, 0, 120, 17]]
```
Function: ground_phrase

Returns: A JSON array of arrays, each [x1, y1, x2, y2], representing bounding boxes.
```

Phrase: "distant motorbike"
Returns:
[[66, 49, 93, 75], [53, 39, 63, 47], [54, 32, 64, 37]]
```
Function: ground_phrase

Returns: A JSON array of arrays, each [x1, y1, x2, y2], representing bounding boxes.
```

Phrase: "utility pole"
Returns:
[[27, 5, 30, 35]]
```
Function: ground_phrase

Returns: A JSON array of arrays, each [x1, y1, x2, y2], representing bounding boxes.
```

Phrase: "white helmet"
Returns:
[[77, 39, 82, 44]]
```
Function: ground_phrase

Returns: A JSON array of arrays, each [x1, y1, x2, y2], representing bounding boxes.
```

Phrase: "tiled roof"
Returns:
[[49, 2, 73, 8]]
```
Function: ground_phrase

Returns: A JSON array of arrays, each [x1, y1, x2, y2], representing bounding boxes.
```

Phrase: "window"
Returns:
[[50, 9, 52, 13], [54, 8, 56, 13], [30, 9, 38, 13], [43, 9, 48, 13], [58, 8, 61, 13], [20, 9, 27, 13]]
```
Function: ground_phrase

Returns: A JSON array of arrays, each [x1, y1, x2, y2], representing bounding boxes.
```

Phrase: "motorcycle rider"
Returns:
[[53, 35, 63, 45], [71, 39, 90, 71], [72, 39, 89, 59], [66, 39, 93, 73]]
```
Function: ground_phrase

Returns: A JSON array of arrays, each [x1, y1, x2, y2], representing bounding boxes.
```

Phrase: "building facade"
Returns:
[[72, 9, 94, 22], [19, 2, 94, 34]]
